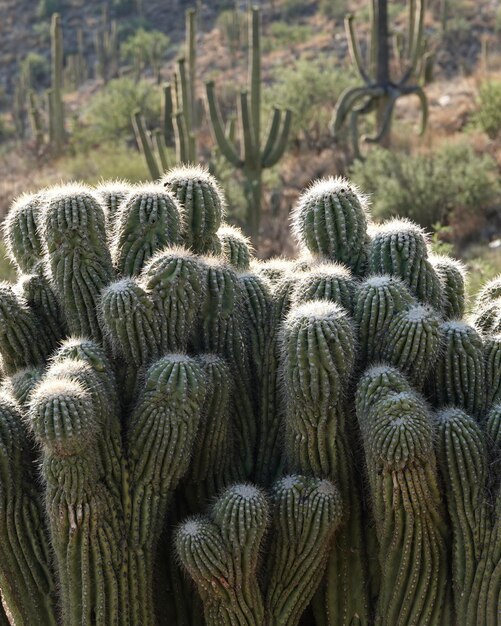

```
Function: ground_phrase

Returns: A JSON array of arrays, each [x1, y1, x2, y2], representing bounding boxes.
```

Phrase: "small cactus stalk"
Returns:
[[110, 185, 182, 276], [181, 354, 232, 513], [162, 166, 224, 254], [292, 262, 356, 313], [484, 334, 501, 408], [282, 300, 369, 626], [28, 378, 125, 626], [1, 366, 43, 406], [127, 355, 205, 624], [429, 253, 466, 319], [3, 193, 45, 273], [252, 258, 295, 286], [369, 219, 443, 309], [50, 13, 65, 153], [93, 180, 131, 229], [40, 185, 115, 341], [0, 394, 58, 625], [132, 110, 161, 180], [380, 304, 441, 389], [291, 177, 369, 275], [141, 247, 205, 353], [435, 407, 491, 626], [195, 257, 256, 479], [16, 273, 68, 346], [265, 475, 343, 626], [218, 224, 252, 271], [0, 283, 55, 374], [48, 341, 123, 502], [430, 321, 486, 418], [357, 375, 451, 626], [176, 484, 268, 626], [354, 274, 415, 363]]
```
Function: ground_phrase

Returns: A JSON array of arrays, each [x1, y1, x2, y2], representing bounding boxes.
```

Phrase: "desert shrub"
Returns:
[[37, 0, 64, 18], [350, 142, 500, 236], [121, 28, 170, 82], [262, 23, 313, 52], [20, 53, 49, 88], [472, 81, 501, 139], [216, 9, 247, 55], [319, 0, 348, 19], [60, 142, 150, 182], [82, 77, 160, 145], [265, 55, 357, 147]]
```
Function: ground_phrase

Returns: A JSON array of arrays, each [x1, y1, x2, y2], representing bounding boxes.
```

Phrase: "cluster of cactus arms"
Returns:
[[332, 0, 430, 159], [0, 171, 499, 626]]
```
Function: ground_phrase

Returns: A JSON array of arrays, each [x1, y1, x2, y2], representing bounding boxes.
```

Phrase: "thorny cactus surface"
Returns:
[[0, 167, 499, 626]]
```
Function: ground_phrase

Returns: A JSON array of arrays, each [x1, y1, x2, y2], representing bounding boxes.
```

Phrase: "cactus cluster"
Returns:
[[0, 169, 499, 625]]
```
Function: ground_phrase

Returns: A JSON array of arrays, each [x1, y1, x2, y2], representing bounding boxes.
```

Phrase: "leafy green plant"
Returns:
[[350, 142, 500, 232], [121, 28, 170, 83], [472, 80, 501, 139], [82, 77, 160, 145]]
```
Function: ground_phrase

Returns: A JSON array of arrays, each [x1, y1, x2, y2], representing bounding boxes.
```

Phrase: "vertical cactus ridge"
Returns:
[[3, 193, 45, 273], [291, 177, 369, 274], [435, 407, 490, 626], [177, 483, 268, 626], [0, 283, 55, 374], [28, 378, 124, 626], [357, 380, 450, 626], [354, 274, 415, 363], [486, 403, 501, 461], [429, 254, 466, 319], [0, 394, 58, 626], [127, 354, 205, 624], [196, 256, 256, 479], [94, 179, 131, 225], [162, 166, 225, 254], [291, 262, 356, 313], [218, 224, 252, 270], [475, 274, 501, 309], [484, 334, 501, 408], [1, 366, 44, 406], [281, 299, 369, 626], [381, 304, 441, 388], [40, 184, 114, 340], [110, 185, 182, 276], [16, 272, 68, 345], [141, 247, 205, 352], [472, 297, 501, 335], [100, 277, 160, 368], [266, 475, 343, 626], [431, 321, 486, 418], [369, 219, 443, 308], [182, 353, 232, 511]]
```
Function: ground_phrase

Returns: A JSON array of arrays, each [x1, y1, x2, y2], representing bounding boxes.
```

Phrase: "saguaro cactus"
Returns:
[[50, 13, 65, 153], [206, 6, 292, 243], [331, 0, 428, 158]]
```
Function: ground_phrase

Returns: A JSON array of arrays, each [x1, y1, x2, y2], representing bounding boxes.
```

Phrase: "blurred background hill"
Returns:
[[1, 0, 501, 293]]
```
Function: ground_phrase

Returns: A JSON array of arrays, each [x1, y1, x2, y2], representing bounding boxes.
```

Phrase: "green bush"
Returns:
[[121, 28, 170, 82], [265, 55, 357, 147], [20, 53, 49, 88], [82, 77, 160, 145], [350, 142, 500, 231], [60, 142, 150, 182], [37, 0, 63, 18], [262, 23, 314, 52], [472, 81, 501, 139], [319, 0, 348, 19]]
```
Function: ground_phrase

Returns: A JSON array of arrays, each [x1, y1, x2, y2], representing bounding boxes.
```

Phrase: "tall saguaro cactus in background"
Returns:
[[133, 8, 199, 178], [50, 13, 65, 153], [331, 0, 428, 158], [206, 6, 292, 243]]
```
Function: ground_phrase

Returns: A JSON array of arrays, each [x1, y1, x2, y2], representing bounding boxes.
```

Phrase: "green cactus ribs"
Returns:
[[291, 177, 369, 274]]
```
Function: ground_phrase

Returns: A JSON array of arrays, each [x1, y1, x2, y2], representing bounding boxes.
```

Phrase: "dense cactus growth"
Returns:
[[0, 170, 499, 626]]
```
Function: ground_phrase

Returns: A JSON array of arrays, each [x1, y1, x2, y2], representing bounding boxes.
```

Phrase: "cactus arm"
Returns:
[[249, 7, 261, 150], [153, 129, 170, 171], [186, 9, 197, 131], [262, 108, 292, 168], [132, 110, 161, 180], [173, 111, 188, 163], [331, 85, 382, 136], [362, 91, 398, 144], [239, 90, 256, 165], [205, 81, 242, 167], [401, 84, 428, 134], [261, 107, 282, 164], [162, 82, 174, 145], [345, 15, 370, 83]]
